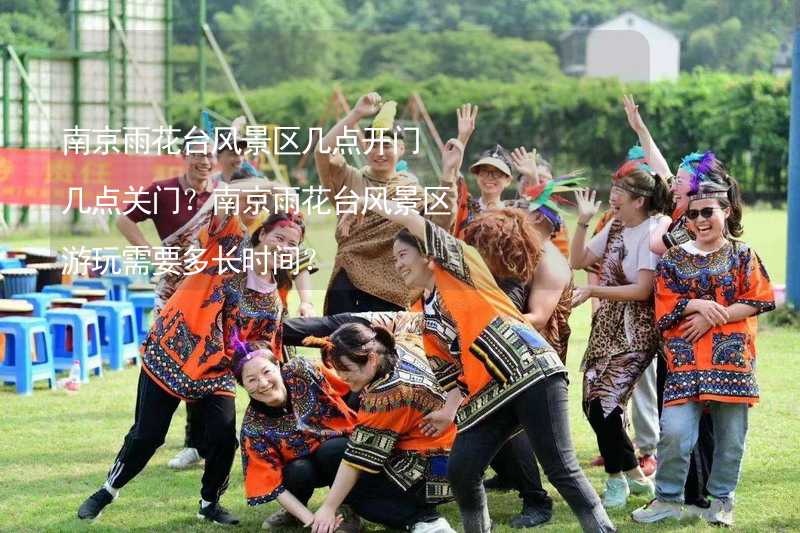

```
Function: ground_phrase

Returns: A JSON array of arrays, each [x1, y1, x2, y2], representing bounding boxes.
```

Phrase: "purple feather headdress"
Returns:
[[679, 151, 716, 194], [230, 328, 272, 380]]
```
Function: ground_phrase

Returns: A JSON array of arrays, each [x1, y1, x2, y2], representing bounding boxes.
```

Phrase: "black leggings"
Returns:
[[586, 399, 638, 475], [105, 371, 238, 502]]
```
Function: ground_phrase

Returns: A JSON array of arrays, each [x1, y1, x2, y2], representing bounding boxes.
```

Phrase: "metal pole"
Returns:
[[2, 48, 9, 227], [201, 23, 286, 184], [108, 0, 117, 127], [19, 52, 29, 226], [198, 0, 206, 111], [787, 11, 800, 307], [165, 0, 173, 124], [71, 0, 81, 226], [110, 17, 167, 126], [2, 49, 9, 147], [120, 0, 127, 124]]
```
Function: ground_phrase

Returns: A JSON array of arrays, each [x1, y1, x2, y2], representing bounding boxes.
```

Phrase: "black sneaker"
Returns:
[[197, 501, 240, 525], [77, 488, 115, 520], [508, 505, 552, 529], [483, 475, 515, 492]]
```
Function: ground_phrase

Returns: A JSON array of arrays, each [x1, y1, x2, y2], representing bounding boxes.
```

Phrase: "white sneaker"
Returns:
[[168, 447, 202, 469], [631, 499, 683, 523], [411, 517, 457, 533], [703, 498, 734, 527]]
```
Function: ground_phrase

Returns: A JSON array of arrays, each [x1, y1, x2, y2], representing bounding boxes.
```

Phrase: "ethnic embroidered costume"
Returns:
[[342, 341, 456, 503], [655, 240, 774, 406], [418, 220, 565, 431], [142, 215, 285, 400], [240, 358, 356, 506]]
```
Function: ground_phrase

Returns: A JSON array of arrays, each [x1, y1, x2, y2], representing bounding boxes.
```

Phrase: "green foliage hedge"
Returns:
[[171, 71, 789, 199]]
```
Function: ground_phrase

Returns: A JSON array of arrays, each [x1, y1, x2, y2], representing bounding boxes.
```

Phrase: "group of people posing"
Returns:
[[76, 91, 775, 533]]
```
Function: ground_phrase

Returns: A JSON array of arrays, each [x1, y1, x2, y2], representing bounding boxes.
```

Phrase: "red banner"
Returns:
[[0, 148, 186, 206]]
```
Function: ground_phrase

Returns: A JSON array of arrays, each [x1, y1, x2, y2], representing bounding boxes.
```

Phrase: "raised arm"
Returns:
[[511, 146, 541, 188], [315, 92, 381, 189], [456, 103, 478, 147], [363, 138, 465, 239], [623, 94, 672, 179], [569, 189, 603, 269], [425, 137, 465, 230]]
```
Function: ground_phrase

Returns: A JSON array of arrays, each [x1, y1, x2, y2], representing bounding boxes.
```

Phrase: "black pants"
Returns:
[[284, 436, 439, 530], [346, 473, 440, 530], [184, 403, 207, 457], [586, 399, 638, 475], [489, 432, 553, 511], [656, 355, 713, 506], [447, 374, 613, 533], [105, 371, 238, 502], [283, 438, 350, 505], [324, 270, 404, 315]]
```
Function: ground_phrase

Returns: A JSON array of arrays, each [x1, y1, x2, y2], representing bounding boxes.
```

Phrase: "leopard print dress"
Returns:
[[581, 219, 661, 418]]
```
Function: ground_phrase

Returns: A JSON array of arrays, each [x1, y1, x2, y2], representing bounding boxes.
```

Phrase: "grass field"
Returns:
[[0, 209, 796, 533]]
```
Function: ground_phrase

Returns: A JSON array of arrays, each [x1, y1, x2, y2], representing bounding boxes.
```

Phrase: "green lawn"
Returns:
[[0, 208, 796, 532]]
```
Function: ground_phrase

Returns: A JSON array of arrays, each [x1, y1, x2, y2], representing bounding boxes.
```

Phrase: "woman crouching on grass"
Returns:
[[632, 166, 775, 527], [344, 139, 614, 533], [292, 319, 459, 533], [232, 342, 361, 531]]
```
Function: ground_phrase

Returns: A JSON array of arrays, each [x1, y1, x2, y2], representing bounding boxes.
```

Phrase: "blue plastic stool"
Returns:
[[73, 278, 114, 293], [128, 291, 156, 343], [0, 258, 22, 269], [45, 308, 103, 382], [43, 284, 74, 298], [14, 293, 59, 317], [83, 301, 139, 370], [0, 316, 55, 394], [106, 274, 136, 302]]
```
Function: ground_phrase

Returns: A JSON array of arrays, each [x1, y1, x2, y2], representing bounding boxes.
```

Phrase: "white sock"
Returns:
[[201, 498, 213, 509], [103, 481, 119, 498]]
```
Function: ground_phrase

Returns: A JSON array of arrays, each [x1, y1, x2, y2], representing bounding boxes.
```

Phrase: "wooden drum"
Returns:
[[27, 263, 66, 291], [0, 268, 38, 298]]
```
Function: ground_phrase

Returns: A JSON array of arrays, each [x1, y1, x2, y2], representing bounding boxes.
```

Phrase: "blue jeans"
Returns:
[[655, 401, 748, 503]]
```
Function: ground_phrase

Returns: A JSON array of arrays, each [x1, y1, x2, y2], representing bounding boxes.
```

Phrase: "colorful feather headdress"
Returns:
[[613, 145, 655, 179], [679, 150, 716, 194], [518, 173, 586, 230]]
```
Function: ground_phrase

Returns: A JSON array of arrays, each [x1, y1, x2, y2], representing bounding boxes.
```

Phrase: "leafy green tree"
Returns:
[[0, 0, 67, 49]]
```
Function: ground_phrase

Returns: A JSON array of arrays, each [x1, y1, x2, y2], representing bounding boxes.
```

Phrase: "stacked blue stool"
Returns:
[[14, 293, 59, 317], [73, 278, 114, 294], [84, 301, 139, 370], [43, 284, 74, 298], [0, 316, 55, 394], [45, 307, 103, 383], [106, 275, 136, 302], [128, 291, 156, 343]]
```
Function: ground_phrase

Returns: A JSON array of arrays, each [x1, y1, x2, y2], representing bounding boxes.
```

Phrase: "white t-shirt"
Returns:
[[679, 241, 726, 257], [588, 215, 668, 284]]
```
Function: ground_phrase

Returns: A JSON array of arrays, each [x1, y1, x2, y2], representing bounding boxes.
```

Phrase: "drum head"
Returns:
[[0, 299, 34, 312]]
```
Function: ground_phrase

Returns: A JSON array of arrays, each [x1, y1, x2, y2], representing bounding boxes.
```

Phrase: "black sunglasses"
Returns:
[[686, 207, 722, 220]]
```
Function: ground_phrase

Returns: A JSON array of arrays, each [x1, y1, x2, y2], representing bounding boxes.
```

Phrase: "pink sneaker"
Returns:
[[590, 455, 605, 467], [639, 454, 657, 477]]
